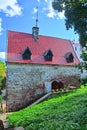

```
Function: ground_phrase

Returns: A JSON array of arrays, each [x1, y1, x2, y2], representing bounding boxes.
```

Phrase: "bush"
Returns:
[[7, 85, 87, 130], [0, 61, 6, 75], [0, 76, 5, 95], [0, 95, 3, 104], [81, 77, 87, 85], [0, 95, 3, 112], [0, 61, 6, 94]]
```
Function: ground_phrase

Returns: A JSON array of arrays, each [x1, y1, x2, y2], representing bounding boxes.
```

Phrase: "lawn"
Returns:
[[7, 85, 87, 130]]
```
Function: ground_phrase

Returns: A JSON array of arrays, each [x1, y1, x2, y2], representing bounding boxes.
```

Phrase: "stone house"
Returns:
[[6, 26, 80, 112]]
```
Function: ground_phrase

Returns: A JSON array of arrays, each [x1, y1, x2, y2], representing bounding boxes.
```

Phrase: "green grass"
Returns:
[[7, 85, 87, 130]]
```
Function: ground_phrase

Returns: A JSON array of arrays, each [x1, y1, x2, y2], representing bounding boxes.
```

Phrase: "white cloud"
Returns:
[[37, 0, 40, 2], [43, 0, 56, 18], [0, 18, 4, 35], [46, 1, 57, 18], [32, 7, 38, 20], [44, 0, 48, 2], [33, 7, 38, 14], [0, 0, 22, 17], [0, 0, 22, 35], [58, 11, 65, 19], [0, 52, 6, 59], [43, 0, 65, 19]]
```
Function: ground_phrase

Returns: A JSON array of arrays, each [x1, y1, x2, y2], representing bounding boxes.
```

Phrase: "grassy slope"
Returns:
[[7, 85, 87, 130]]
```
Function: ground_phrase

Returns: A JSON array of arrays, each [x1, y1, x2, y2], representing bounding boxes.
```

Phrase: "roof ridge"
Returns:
[[8, 30, 70, 41]]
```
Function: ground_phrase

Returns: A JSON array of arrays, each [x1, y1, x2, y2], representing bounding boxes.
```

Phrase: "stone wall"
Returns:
[[6, 63, 81, 111]]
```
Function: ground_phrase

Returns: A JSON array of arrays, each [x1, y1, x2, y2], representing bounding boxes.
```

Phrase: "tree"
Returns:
[[0, 61, 6, 76], [79, 46, 87, 72], [0, 61, 6, 94], [52, 0, 87, 46], [52, 0, 87, 72]]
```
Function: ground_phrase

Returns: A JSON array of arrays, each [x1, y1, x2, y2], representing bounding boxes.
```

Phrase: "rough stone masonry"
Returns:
[[6, 63, 80, 112]]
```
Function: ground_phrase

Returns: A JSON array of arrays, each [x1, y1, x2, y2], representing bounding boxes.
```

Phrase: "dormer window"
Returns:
[[22, 47, 32, 60], [65, 52, 74, 63], [43, 49, 53, 61]]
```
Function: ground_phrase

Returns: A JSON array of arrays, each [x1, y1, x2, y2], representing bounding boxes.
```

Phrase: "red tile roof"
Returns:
[[7, 30, 79, 66]]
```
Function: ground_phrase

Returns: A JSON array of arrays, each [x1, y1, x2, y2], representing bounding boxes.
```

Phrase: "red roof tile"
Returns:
[[7, 30, 79, 65]]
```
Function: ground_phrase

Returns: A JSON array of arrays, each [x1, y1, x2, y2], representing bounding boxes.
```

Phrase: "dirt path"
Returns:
[[0, 113, 9, 129]]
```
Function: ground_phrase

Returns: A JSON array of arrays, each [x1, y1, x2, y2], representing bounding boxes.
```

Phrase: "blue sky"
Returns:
[[0, 0, 79, 60]]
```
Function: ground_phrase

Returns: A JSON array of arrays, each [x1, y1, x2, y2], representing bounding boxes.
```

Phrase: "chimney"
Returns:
[[32, 7, 39, 41], [32, 26, 39, 40]]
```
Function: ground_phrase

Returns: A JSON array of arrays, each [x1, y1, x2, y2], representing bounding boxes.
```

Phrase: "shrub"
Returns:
[[81, 77, 87, 85], [0, 95, 4, 112], [7, 85, 87, 130], [0, 61, 6, 94], [0, 61, 6, 75], [0, 95, 3, 104], [0, 76, 5, 94]]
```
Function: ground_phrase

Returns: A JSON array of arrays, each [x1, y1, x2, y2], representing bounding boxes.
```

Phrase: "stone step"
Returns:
[[29, 92, 51, 107]]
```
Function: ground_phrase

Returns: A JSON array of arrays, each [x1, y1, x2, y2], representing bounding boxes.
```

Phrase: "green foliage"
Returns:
[[7, 85, 87, 130], [0, 95, 3, 112], [81, 50, 87, 61], [52, 0, 87, 46], [81, 77, 87, 85], [0, 61, 6, 76], [0, 76, 4, 94], [78, 46, 87, 71], [53, 0, 87, 71], [0, 95, 3, 104], [0, 61, 6, 94]]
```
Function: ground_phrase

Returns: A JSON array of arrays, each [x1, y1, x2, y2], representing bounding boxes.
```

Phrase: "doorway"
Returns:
[[51, 81, 64, 90]]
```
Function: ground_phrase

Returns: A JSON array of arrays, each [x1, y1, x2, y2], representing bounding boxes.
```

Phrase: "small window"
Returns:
[[22, 47, 32, 60], [65, 52, 74, 63], [43, 49, 53, 61], [75, 47, 77, 51]]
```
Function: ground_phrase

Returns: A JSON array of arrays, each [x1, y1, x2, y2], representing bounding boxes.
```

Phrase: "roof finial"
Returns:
[[32, 6, 39, 41], [36, 7, 38, 27]]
